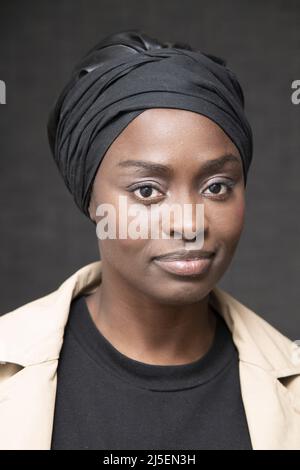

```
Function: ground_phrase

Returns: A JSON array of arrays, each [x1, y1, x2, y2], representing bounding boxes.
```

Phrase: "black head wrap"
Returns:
[[47, 29, 253, 220]]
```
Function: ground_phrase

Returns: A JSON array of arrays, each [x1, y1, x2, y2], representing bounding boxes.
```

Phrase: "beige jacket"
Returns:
[[0, 260, 299, 450]]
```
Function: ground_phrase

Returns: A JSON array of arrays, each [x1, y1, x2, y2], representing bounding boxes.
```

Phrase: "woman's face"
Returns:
[[89, 108, 245, 305]]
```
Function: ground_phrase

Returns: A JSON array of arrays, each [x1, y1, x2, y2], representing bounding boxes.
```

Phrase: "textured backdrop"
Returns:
[[0, 0, 299, 338]]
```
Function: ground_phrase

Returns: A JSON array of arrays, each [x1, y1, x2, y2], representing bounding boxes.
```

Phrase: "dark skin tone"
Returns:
[[86, 108, 245, 366]]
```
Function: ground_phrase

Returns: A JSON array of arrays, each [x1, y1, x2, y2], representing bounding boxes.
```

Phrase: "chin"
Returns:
[[148, 281, 213, 306]]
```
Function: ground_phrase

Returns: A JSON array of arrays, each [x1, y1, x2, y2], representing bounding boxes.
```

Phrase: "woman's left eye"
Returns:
[[202, 181, 234, 197]]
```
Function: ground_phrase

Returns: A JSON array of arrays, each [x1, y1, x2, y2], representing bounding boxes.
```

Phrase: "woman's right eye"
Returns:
[[132, 184, 163, 201]]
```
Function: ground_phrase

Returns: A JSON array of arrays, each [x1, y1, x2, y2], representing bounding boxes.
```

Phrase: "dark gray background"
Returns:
[[0, 0, 299, 338]]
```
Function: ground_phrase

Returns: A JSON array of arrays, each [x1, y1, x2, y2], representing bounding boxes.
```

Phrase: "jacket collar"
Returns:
[[0, 261, 102, 367], [1, 260, 299, 379], [209, 286, 300, 379]]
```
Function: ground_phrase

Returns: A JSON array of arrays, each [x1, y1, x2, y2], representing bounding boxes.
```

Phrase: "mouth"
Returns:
[[152, 249, 215, 277]]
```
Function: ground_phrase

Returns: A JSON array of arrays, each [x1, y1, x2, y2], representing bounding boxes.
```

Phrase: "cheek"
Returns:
[[102, 237, 149, 258], [92, 184, 149, 278], [96, 207, 151, 270], [98, 237, 151, 290], [101, 192, 155, 256], [210, 197, 245, 246], [231, 199, 245, 233]]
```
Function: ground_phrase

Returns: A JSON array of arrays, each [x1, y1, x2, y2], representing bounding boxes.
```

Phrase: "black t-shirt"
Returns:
[[51, 295, 252, 450]]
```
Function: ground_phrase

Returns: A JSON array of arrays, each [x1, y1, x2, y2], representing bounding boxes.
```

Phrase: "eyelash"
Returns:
[[129, 179, 236, 204], [203, 180, 236, 199]]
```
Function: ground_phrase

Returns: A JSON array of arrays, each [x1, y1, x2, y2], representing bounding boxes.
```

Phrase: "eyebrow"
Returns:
[[117, 153, 241, 178]]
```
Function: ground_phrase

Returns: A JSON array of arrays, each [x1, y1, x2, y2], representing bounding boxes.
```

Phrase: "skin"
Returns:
[[86, 108, 245, 366]]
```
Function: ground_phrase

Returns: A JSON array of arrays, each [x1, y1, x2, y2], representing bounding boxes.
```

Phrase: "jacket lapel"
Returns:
[[0, 360, 58, 449], [0, 262, 102, 450], [238, 361, 300, 449], [210, 287, 300, 450], [0, 261, 299, 449]]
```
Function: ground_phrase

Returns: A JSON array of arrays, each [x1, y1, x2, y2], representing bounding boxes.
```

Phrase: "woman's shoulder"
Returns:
[[0, 261, 102, 367], [211, 285, 300, 374]]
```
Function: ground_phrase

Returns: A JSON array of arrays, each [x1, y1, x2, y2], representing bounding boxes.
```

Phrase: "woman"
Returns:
[[0, 30, 299, 450]]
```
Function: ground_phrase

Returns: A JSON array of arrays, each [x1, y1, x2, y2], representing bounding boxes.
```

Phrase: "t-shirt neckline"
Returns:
[[67, 294, 236, 392]]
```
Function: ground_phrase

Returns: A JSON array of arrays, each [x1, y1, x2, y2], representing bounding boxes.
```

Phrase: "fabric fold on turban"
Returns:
[[47, 30, 253, 219]]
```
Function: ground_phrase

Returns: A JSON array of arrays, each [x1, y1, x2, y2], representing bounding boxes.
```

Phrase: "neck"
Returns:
[[85, 261, 217, 366]]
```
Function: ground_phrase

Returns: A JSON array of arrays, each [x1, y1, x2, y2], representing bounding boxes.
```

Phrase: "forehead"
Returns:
[[115, 108, 234, 146], [99, 108, 241, 173]]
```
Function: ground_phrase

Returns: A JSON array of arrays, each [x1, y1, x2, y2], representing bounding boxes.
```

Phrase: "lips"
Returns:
[[153, 251, 215, 277], [153, 249, 215, 262]]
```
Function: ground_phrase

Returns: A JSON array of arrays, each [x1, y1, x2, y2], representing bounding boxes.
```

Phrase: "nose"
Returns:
[[160, 191, 207, 246]]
